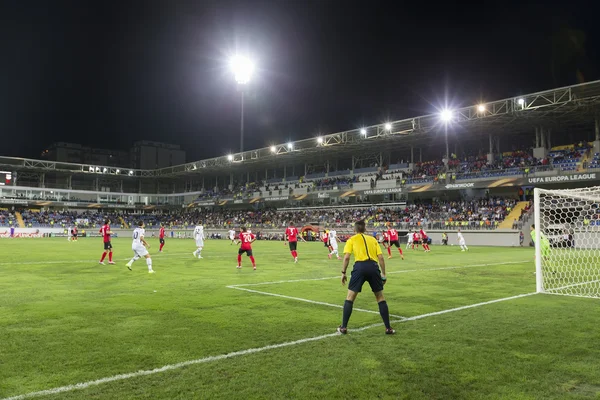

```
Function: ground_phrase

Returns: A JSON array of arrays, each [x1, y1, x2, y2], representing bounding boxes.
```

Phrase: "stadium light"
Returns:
[[227, 154, 234, 161], [102, 168, 107, 173], [317, 136, 323, 144], [517, 98, 525, 105], [477, 104, 486, 112], [230, 55, 255, 154], [287, 142, 294, 150], [360, 128, 367, 136], [230, 55, 255, 85], [129, 170, 134, 176], [116, 169, 120, 174], [440, 109, 453, 123], [88, 166, 94, 173], [270, 145, 277, 153], [95, 167, 100, 173], [384, 123, 392, 131]]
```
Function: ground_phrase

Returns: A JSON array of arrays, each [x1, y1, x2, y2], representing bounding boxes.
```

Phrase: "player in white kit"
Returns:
[[406, 232, 413, 249], [193, 224, 205, 258], [457, 229, 468, 252], [228, 229, 236, 245], [328, 230, 341, 260], [126, 221, 154, 273]]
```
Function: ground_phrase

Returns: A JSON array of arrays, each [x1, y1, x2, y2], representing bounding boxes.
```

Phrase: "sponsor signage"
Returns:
[[445, 182, 475, 189], [233, 199, 243, 204], [364, 187, 403, 195], [527, 173, 597, 184], [317, 192, 330, 198], [0, 198, 28, 205], [195, 201, 215, 206], [265, 196, 289, 202]]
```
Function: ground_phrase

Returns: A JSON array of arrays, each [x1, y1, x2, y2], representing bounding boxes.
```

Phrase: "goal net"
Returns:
[[534, 186, 600, 298]]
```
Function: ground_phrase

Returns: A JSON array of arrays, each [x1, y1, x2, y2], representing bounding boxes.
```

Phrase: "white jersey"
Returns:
[[132, 227, 145, 246], [457, 232, 465, 245], [228, 230, 236, 240], [194, 226, 204, 240], [132, 227, 149, 256], [329, 230, 338, 249], [406, 233, 413, 243]]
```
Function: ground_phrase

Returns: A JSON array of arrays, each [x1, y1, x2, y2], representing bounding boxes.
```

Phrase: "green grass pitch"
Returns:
[[1, 238, 600, 399]]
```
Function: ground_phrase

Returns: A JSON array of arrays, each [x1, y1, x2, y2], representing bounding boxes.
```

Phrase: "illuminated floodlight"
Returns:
[[288, 142, 294, 150], [270, 145, 277, 153], [102, 168, 107, 173], [95, 167, 100, 173], [440, 109, 453, 122], [360, 128, 367, 135], [129, 170, 134, 176], [384, 123, 392, 131], [89, 166, 94, 173], [230, 55, 255, 85], [517, 98, 525, 105], [317, 137, 324, 144], [227, 154, 234, 161], [116, 169, 120, 174], [477, 104, 486, 112]]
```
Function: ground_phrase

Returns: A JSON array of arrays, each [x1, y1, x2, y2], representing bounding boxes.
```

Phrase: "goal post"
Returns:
[[534, 186, 600, 299]]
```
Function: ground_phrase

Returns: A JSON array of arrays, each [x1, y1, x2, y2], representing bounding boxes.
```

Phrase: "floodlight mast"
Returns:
[[231, 56, 255, 154]]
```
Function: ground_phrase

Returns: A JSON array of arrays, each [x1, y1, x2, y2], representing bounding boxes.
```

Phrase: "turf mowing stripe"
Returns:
[[1, 293, 535, 400], [227, 285, 406, 319]]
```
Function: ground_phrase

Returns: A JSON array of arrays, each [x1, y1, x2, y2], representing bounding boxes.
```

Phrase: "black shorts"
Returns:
[[348, 261, 384, 293], [160, 238, 165, 244], [288, 241, 297, 251], [72, 233, 77, 238], [104, 241, 112, 250], [389, 240, 400, 248], [323, 241, 330, 247], [238, 248, 253, 256]]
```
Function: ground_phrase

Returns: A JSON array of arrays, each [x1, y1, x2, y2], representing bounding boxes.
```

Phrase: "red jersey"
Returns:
[[285, 227, 299, 242], [419, 229, 428, 239], [387, 229, 399, 241], [239, 232, 256, 250], [322, 233, 329, 243], [413, 233, 420, 241], [99, 225, 111, 243], [72, 226, 78, 234], [382, 232, 390, 241], [159, 227, 165, 239]]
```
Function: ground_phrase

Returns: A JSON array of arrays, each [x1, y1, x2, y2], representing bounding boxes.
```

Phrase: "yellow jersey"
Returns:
[[343, 233, 382, 262]]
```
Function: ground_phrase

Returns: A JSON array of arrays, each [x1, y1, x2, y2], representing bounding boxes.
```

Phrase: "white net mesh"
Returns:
[[536, 186, 600, 298]]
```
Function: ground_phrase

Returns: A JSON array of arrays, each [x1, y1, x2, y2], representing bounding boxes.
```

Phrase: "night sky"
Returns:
[[0, 0, 598, 161]]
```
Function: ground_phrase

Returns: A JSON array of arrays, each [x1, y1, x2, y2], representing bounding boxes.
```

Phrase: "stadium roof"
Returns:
[[2, 80, 600, 178]]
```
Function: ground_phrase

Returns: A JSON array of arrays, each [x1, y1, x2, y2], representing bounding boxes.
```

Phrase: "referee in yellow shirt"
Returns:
[[338, 220, 395, 335]]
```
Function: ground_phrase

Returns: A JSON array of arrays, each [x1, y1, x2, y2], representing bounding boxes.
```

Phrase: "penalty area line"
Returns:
[[1, 292, 536, 400], [227, 285, 406, 319]]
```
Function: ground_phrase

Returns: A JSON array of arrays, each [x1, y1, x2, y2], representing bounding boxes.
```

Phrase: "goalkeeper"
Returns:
[[530, 224, 550, 259]]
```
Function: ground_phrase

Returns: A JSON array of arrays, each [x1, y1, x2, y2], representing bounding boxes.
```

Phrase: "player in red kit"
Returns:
[[322, 230, 333, 255], [412, 231, 420, 250], [380, 230, 392, 258], [386, 224, 404, 260], [284, 222, 304, 263], [99, 219, 115, 265], [419, 228, 431, 252], [159, 223, 166, 252], [236, 227, 256, 270]]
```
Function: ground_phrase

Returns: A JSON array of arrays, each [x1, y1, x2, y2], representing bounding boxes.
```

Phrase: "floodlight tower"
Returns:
[[230, 55, 255, 154], [440, 109, 453, 171]]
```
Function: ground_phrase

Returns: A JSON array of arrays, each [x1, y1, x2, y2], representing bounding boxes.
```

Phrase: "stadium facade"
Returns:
[[1, 81, 600, 211]]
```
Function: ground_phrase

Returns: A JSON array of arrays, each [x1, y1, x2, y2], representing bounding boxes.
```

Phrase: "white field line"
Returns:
[[227, 285, 406, 319], [230, 261, 525, 288], [0, 293, 534, 400]]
